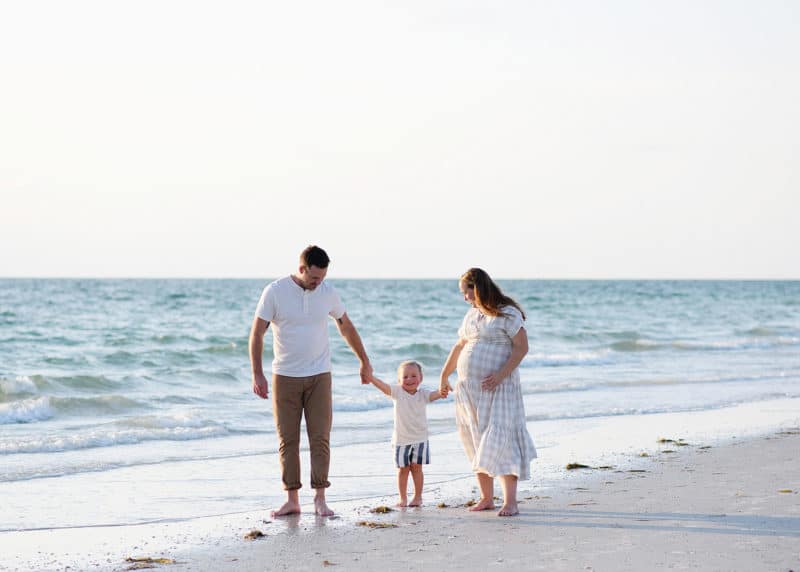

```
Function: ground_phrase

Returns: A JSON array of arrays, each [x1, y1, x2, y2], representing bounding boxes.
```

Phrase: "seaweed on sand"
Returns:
[[357, 521, 398, 529]]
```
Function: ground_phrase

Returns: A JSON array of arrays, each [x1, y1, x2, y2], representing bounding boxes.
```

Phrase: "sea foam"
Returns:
[[0, 376, 39, 398], [0, 397, 54, 424], [0, 423, 230, 455]]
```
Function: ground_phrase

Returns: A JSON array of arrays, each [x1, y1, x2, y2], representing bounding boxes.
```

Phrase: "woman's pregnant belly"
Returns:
[[457, 341, 511, 381]]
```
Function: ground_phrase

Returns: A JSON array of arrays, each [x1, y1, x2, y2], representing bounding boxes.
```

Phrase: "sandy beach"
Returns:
[[4, 425, 798, 572], [197, 430, 800, 572]]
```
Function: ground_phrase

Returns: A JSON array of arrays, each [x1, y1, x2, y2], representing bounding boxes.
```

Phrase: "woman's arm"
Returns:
[[439, 338, 467, 395], [481, 327, 528, 391]]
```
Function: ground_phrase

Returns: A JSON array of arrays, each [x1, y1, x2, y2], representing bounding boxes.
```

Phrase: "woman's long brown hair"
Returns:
[[459, 268, 526, 320]]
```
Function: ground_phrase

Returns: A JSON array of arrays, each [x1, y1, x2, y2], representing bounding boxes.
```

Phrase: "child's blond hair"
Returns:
[[396, 360, 423, 379]]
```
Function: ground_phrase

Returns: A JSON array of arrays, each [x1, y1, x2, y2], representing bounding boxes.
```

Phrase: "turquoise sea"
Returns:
[[1, 279, 799, 533]]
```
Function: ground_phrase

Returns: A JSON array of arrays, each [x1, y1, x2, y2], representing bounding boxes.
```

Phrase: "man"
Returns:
[[249, 245, 372, 517]]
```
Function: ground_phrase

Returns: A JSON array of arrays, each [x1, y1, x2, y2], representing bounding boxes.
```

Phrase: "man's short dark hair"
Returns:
[[300, 245, 330, 269]]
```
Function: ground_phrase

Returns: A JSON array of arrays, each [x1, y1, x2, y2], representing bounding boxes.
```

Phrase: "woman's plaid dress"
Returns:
[[454, 305, 537, 479]]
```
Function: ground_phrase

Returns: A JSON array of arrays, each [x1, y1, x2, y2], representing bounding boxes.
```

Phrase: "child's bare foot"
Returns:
[[270, 500, 301, 517], [468, 498, 496, 512], [314, 497, 334, 517], [408, 497, 422, 507], [396, 498, 408, 508], [497, 503, 519, 517]]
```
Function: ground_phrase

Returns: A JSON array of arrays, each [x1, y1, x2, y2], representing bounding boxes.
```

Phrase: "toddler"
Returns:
[[368, 360, 445, 507]]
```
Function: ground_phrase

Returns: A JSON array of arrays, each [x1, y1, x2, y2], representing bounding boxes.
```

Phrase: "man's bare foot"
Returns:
[[314, 497, 334, 517], [396, 498, 408, 508], [497, 503, 519, 517], [408, 497, 422, 507], [468, 498, 496, 512], [270, 500, 301, 517]]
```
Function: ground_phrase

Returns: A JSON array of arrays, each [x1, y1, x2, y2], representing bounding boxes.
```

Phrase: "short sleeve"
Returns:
[[501, 306, 524, 339], [390, 385, 401, 400], [254, 284, 276, 322], [328, 286, 346, 320], [418, 388, 433, 402]]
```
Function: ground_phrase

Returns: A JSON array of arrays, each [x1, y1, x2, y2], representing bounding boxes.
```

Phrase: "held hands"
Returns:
[[252, 372, 269, 400], [359, 362, 374, 385], [439, 378, 452, 398]]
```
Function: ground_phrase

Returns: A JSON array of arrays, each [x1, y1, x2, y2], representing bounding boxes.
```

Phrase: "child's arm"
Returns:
[[428, 389, 445, 402], [368, 375, 392, 397]]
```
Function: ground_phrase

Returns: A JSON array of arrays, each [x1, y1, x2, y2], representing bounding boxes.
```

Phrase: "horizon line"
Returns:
[[1, 276, 799, 281]]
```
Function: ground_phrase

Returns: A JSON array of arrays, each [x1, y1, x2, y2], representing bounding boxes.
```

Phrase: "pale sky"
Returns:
[[1, 1, 798, 279]]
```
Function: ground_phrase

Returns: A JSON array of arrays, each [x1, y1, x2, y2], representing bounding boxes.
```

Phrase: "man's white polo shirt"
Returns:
[[255, 276, 346, 377]]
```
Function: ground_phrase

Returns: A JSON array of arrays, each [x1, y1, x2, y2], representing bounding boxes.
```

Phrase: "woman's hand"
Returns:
[[439, 378, 453, 397], [481, 373, 503, 391]]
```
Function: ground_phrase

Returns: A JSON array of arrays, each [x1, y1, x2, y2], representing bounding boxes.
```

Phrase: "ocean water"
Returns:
[[1, 279, 799, 533]]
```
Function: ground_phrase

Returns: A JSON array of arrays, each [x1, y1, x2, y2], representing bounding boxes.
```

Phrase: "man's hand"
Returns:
[[359, 362, 373, 385], [252, 372, 269, 399]]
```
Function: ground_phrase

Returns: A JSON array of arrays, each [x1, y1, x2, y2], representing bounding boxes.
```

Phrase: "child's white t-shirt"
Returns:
[[389, 386, 432, 446]]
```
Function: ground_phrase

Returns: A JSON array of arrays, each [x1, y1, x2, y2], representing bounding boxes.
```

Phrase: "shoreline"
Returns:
[[2, 401, 799, 571]]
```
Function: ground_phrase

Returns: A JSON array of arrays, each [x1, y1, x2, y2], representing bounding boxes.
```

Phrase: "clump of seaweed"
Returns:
[[657, 437, 689, 446], [125, 556, 176, 570], [565, 463, 591, 470], [369, 505, 394, 514], [437, 502, 449, 508], [243, 529, 265, 540], [357, 520, 398, 529]]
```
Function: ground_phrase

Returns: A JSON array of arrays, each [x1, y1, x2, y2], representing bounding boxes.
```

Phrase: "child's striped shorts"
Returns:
[[394, 440, 430, 468]]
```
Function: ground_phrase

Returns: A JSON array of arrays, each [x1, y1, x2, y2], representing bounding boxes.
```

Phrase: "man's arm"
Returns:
[[249, 316, 270, 399], [334, 312, 372, 384]]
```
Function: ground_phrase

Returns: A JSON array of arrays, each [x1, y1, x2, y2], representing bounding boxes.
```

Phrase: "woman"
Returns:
[[440, 268, 537, 517]]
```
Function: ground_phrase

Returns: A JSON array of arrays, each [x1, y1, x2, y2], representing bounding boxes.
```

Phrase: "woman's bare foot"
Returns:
[[396, 498, 408, 508], [314, 497, 334, 517], [468, 498, 496, 512], [497, 503, 519, 517], [270, 500, 301, 517], [408, 497, 422, 507]]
